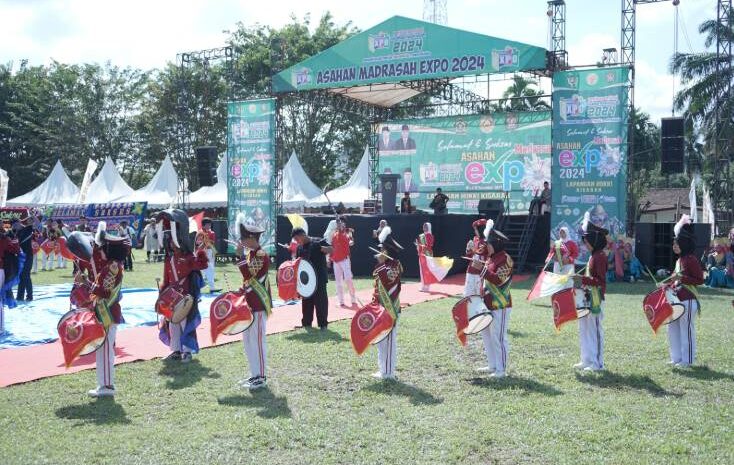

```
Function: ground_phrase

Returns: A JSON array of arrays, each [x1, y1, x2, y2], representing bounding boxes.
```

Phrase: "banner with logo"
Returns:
[[45, 202, 147, 238], [0, 207, 30, 228], [551, 66, 630, 261], [227, 99, 276, 253], [378, 111, 551, 214], [273, 16, 547, 93]]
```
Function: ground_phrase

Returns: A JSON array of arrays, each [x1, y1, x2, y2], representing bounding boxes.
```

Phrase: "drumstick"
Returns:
[[222, 272, 232, 293], [277, 242, 289, 249], [369, 246, 390, 258], [354, 295, 365, 308], [155, 278, 162, 292]]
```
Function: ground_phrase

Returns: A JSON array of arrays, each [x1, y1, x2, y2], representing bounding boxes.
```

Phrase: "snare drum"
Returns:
[[156, 285, 193, 324], [277, 259, 300, 301], [350, 302, 396, 355], [551, 288, 590, 330], [642, 287, 685, 334], [70, 283, 94, 310], [210, 291, 253, 343], [452, 295, 493, 345], [57, 309, 106, 367]]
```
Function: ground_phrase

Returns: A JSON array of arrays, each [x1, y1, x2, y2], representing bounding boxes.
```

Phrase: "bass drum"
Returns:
[[296, 260, 317, 299]]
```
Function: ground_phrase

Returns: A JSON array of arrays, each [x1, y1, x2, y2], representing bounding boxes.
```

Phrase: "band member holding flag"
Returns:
[[668, 215, 704, 367], [464, 219, 488, 297], [549, 226, 579, 275], [372, 226, 403, 380], [574, 212, 608, 372], [235, 213, 272, 390], [471, 220, 513, 378], [329, 218, 356, 307], [416, 222, 434, 292]]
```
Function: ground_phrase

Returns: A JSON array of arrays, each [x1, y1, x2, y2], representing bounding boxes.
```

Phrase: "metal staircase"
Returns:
[[501, 214, 540, 272]]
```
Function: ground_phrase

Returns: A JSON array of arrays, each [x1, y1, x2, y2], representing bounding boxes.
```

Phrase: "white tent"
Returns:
[[188, 154, 227, 208], [282, 150, 322, 211], [86, 157, 135, 204], [6, 160, 80, 206], [118, 155, 180, 208], [306, 147, 370, 208]]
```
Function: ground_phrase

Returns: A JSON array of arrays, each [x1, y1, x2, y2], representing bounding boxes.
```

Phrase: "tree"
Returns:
[[495, 75, 550, 112]]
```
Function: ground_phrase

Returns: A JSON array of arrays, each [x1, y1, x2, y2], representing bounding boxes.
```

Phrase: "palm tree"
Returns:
[[495, 75, 550, 112]]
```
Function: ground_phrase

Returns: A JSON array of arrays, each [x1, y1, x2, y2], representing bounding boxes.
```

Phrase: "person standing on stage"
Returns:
[[156, 209, 209, 363], [430, 188, 449, 215], [15, 214, 34, 302], [574, 212, 608, 372], [668, 215, 704, 367], [373, 219, 388, 239], [293, 227, 332, 330], [471, 220, 513, 377], [235, 214, 272, 390], [400, 192, 412, 214], [372, 226, 403, 380], [330, 218, 356, 307], [416, 222, 434, 292], [196, 217, 219, 293], [549, 226, 579, 275], [464, 219, 489, 297]]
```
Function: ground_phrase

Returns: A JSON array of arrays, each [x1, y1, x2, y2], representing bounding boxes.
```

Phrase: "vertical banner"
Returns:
[[77, 159, 98, 204], [551, 66, 629, 261], [0, 168, 8, 207], [227, 99, 276, 253]]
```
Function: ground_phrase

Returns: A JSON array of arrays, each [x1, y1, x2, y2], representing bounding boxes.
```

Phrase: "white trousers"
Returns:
[[333, 258, 355, 304], [579, 306, 604, 370], [170, 321, 193, 354], [43, 251, 55, 270], [463, 273, 482, 297], [96, 324, 117, 387], [377, 323, 398, 377], [58, 253, 66, 268], [204, 249, 216, 290], [243, 311, 267, 378], [667, 299, 698, 366], [0, 269, 5, 333], [479, 307, 511, 374], [32, 253, 38, 273]]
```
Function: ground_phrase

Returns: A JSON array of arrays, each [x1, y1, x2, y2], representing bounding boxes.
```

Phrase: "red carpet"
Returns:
[[0, 273, 528, 387]]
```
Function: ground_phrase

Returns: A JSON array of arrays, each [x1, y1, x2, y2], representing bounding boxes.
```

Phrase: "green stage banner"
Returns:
[[551, 67, 630, 259], [273, 16, 547, 93], [227, 99, 276, 253], [378, 111, 551, 214]]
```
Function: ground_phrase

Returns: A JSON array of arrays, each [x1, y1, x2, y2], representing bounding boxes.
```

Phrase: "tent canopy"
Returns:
[[282, 150, 322, 209], [86, 157, 134, 204], [6, 160, 80, 206], [188, 153, 227, 208], [118, 155, 179, 208], [272, 16, 548, 106], [306, 147, 370, 208]]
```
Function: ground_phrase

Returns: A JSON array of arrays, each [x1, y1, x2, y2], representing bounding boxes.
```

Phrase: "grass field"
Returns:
[[2, 261, 733, 465]]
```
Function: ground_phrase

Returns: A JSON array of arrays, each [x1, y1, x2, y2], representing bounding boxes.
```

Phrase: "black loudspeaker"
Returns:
[[379, 174, 400, 214], [661, 117, 684, 174], [635, 222, 711, 271], [195, 146, 218, 187], [211, 219, 228, 253], [478, 199, 504, 219]]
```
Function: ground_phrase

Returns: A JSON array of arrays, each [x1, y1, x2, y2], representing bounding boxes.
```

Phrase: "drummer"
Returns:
[[668, 215, 704, 367], [471, 219, 513, 378], [235, 214, 272, 390], [372, 226, 403, 380], [549, 226, 579, 275], [573, 212, 608, 372], [464, 219, 488, 297], [292, 227, 332, 330]]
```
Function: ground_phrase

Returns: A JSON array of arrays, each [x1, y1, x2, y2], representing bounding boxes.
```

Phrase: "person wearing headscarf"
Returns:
[[574, 212, 609, 372], [416, 222, 434, 292], [668, 215, 704, 367], [372, 226, 403, 380], [329, 218, 356, 307], [548, 226, 578, 275], [235, 214, 272, 390], [464, 219, 489, 297], [470, 219, 513, 377]]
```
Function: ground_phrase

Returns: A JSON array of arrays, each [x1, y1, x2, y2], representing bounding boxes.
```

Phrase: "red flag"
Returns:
[[57, 310, 106, 368], [189, 212, 204, 233], [40, 240, 55, 255], [451, 298, 470, 346], [210, 291, 253, 343], [57, 237, 76, 261], [277, 258, 300, 301], [527, 270, 574, 301], [350, 302, 395, 355], [418, 254, 453, 285]]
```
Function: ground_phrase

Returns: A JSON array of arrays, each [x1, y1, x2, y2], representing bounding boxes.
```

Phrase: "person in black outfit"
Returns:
[[400, 192, 412, 213], [292, 227, 333, 330], [429, 188, 449, 214], [15, 215, 34, 301]]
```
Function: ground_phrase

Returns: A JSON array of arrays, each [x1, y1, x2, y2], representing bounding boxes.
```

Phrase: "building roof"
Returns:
[[639, 188, 693, 212]]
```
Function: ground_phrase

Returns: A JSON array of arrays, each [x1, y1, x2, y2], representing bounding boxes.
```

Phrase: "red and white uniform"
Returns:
[[668, 254, 704, 366], [238, 247, 271, 379], [479, 250, 513, 376], [373, 258, 402, 379], [417, 228, 434, 291], [579, 250, 607, 370], [0, 236, 20, 333], [331, 230, 355, 306], [548, 239, 579, 275], [196, 229, 217, 290], [464, 236, 489, 296], [90, 258, 124, 388]]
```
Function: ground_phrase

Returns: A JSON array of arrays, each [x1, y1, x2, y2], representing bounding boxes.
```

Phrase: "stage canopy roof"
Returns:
[[282, 150, 322, 209], [272, 15, 548, 107], [86, 157, 135, 204], [188, 153, 227, 208], [306, 147, 370, 209], [6, 160, 80, 206], [118, 155, 180, 209]]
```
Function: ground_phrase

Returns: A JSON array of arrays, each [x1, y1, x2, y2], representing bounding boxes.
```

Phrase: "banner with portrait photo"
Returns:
[[226, 99, 276, 253], [551, 66, 630, 262], [377, 111, 551, 214]]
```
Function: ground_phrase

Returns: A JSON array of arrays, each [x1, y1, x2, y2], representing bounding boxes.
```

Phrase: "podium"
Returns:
[[379, 174, 400, 214]]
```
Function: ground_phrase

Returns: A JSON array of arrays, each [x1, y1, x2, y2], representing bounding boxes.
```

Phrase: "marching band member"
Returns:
[[549, 226, 579, 275], [417, 222, 434, 292], [464, 219, 488, 297], [574, 212, 608, 372], [235, 214, 272, 390], [156, 209, 209, 363], [330, 218, 356, 307], [196, 217, 219, 293], [67, 225, 129, 397], [472, 220, 513, 377], [372, 227, 403, 380], [0, 228, 20, 334], [668, 215, 704, 367]]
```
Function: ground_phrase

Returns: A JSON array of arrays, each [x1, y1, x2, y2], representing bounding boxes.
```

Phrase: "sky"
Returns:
[[0, 0, 714, 122]]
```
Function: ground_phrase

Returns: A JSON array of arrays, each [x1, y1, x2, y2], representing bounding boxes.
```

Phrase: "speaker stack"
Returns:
[[660, 117, 684, 174], [195, 146, 218, 187]]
